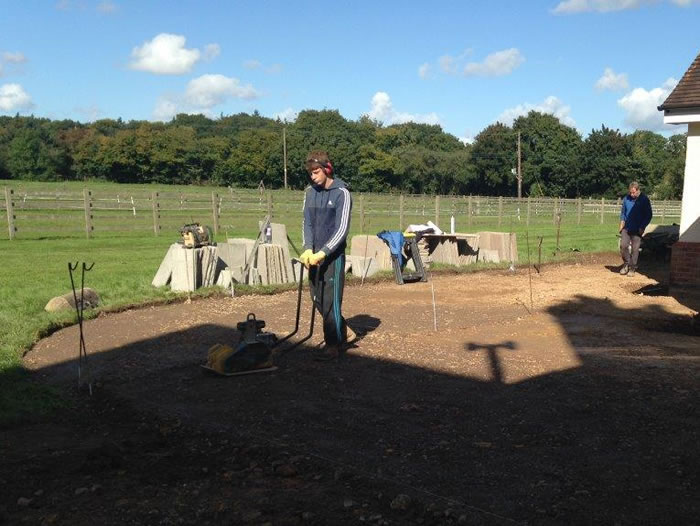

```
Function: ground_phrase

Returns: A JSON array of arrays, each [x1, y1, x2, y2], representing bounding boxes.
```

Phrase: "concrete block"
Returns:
[[171, 246, 197, 291], [478, 232, 518, 263], [152, 243, 178, 287], [351, 235, 393, 269], [216, 267, 232, 289], [219, 239, 255, 269], [350, 256, 380, 278], [479, 249, 500, 263]]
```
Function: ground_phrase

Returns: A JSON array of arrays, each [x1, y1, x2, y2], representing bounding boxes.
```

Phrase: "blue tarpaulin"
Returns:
[[377, 230, 404, 267]]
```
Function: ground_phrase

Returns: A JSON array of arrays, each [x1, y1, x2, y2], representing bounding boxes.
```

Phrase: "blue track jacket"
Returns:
[[302, 178, 352, 259]]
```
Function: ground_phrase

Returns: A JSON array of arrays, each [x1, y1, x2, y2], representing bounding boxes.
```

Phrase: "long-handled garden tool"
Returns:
[[68, 261, 94, 395]]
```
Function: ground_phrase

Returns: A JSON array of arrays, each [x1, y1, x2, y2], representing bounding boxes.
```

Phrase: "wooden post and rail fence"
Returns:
[[0, 186, 682, 241]]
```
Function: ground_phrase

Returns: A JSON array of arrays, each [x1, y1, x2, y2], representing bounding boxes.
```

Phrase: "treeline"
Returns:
[[0, 110, 686, 198]]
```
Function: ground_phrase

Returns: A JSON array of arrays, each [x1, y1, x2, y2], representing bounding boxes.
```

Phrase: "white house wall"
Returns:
[[679, 122, 700, 243]]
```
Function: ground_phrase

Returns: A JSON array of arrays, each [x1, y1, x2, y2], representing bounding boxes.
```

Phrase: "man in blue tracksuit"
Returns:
[[299, 151, 355, 360], [619, 181, 653, 276]]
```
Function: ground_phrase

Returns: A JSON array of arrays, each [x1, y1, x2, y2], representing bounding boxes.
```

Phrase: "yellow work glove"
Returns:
[[299, 249, 313, 268], [308, 251, 326, 266]]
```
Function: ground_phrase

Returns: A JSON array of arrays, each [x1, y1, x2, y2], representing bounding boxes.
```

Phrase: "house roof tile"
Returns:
[[658, 50, 700, 110]]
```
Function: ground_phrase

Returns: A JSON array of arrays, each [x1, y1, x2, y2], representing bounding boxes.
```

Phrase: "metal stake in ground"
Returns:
[[68, 261, 95, 395]]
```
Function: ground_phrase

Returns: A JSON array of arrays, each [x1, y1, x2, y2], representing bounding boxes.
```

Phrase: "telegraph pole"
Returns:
[[283, 127, 288, 189], [517, 131, 522, 199]]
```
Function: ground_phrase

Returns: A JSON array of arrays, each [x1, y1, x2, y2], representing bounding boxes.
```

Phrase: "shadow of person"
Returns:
[[466, 340, 518, 384], [604, 264, 624, 274], [346, 314, 381, 340]]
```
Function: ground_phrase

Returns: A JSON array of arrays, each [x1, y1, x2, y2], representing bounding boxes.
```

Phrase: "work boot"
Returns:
[[346, 325, 358, 346], [627, 266, 636, 277], [313, 344, 339, 362], [619, 264, 629, 275]]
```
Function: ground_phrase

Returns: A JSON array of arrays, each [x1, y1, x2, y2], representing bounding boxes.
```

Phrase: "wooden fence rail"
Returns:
[[1, 186, 683, 241]]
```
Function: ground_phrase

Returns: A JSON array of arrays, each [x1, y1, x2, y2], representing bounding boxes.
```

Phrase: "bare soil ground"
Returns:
[[4, 253, 699, 525]]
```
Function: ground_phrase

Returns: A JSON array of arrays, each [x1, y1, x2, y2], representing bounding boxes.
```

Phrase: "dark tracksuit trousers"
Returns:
[[309, 254, 347, 347]]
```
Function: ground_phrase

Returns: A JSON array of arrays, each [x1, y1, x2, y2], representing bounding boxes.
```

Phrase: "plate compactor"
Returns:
[[201, 260, 316, 376]]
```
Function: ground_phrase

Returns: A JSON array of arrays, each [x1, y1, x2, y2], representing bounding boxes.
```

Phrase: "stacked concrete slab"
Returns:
[[476, 232, 518, 264], [424, 234, 480, 266], [218, 238, 256, 283], [152, 243, 223, 292], [346, 231, 517, 272], [217, 223, 297, 286], [348, 235, 392, 278]]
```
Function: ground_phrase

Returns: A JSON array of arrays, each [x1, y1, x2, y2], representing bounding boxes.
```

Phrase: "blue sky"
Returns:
[[1, 0, 699, 142]]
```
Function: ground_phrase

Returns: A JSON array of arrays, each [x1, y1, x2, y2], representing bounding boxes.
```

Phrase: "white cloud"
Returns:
[[418, 63, 431, 79], [550, 0, 698, 13], [203, 44, 220, 61], [617, 77, 677, 130], [458, 133, 475, 145], [129, 34, 218, 75], [2, 52, 27, 64], [185, 74, 258, 106], [366, 91, 440, 126], [56, 0, 120, 12], [0, 51, 28, 77], [274, 108, 298, 122], [152, 74, 260, 121], [0, 83, 33, 111], [74, 104, 103, 122], [439, 55, 458, 74], [497, 95, 576, 127], [595, 67, 629, 91], [243, 59, 282, 74], [153, 97, 179, 121], [97, 1, 117, 13], [464, 48, 524, 77]]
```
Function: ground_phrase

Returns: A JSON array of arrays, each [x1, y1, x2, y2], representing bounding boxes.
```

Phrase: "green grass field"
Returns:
[[0, 180, 631, 424]]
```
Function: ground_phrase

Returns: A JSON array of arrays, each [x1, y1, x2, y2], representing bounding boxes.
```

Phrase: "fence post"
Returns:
[[399, 194, 404, 230], [577, 197, 582, 225], [359, 194, 365, 234], [152, 192, 160, 236], [468, 195, 473, 227], [600, 197, 605, 224], [5, 187, 16, 240], [498, 196, 503, 227], [211, 192, 219, 235], [555, 209, 562, 254], [435, 195, 440, 226], [267, 192, 273, 219], [661, 200, 666, 223], [526, 196, 531, 227], [552, 196, 559, 226], [83, 189, 93, 239]]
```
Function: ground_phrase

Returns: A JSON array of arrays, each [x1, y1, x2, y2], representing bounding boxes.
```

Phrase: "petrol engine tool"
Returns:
[[179, 223, 212, 248], [201, 259, 317, 376], [202, 313, 278, 376]]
